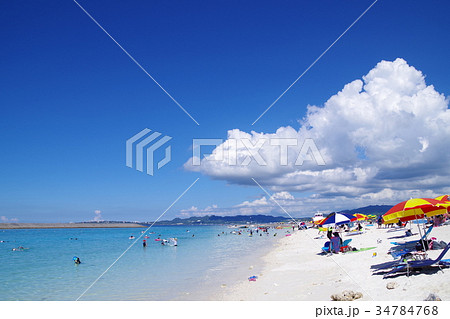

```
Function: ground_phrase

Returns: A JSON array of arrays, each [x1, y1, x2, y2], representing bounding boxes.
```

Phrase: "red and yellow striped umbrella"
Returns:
[[435, 195, 450, 208], [435, 195, 449, 202], [353, 213, 368, 221], [382, 198, 447, 223], [313, 218, 326, 225]]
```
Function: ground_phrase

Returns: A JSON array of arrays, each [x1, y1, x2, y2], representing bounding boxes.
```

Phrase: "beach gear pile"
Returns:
[[371, 195, 450, 278]]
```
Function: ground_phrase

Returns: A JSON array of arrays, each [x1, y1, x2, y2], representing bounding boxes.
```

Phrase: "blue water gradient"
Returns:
[[0, 226, 286, 300]]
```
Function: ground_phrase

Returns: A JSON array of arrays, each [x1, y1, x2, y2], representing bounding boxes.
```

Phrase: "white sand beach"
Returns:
[[215, 224, 450, 301]]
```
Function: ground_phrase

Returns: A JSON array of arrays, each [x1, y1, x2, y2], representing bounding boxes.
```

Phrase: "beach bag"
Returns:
[[431, 240, 447, 250], [341, 245, 352, 253], [416, 239, 432, 251]]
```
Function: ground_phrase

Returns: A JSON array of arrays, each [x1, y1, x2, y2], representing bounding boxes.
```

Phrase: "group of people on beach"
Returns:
[[376, 213, 449, 228], [430, 214, 448, 227]]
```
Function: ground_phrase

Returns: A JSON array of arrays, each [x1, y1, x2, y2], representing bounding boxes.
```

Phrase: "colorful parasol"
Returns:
[[435, 195, 450, 210], [382, 198, 447, 224], [435, 195, 449, 202], [353, 213, 368, 221], [319, 212, 357, 227]]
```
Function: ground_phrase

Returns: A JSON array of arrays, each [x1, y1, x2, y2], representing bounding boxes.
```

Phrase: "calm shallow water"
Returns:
[[0, 226, 284, 300]]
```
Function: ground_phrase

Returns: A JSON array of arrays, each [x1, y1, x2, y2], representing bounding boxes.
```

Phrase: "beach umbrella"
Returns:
[[435, 195, 450, 210], [353, 213, 368, 221], [319, 212, 356, 227], [313, 217, 325, 225], [382, 198, 446, 224], [435, 195, 449, 202], [382, 206, 446, 224], [382, 198, 448, 253]]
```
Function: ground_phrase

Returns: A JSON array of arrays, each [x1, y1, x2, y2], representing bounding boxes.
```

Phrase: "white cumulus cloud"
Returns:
[[184, 58, 450, 212], [93, 210, 103, 222], [1, 216, 19, 223]]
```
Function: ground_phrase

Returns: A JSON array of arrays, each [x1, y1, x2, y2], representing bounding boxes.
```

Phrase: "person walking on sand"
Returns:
[[377, 215, 382, 228]]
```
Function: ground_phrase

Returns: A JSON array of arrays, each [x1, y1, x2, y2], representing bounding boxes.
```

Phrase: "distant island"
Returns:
[[0, 205, 393, 229], [150, 205, 392, 225], [149, 214, 294, 226]]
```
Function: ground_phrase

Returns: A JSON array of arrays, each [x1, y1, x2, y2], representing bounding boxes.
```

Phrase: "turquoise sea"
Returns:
[[0, 225, 285, 300]]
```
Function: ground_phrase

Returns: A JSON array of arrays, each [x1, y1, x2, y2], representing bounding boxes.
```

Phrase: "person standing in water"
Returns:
[[143, 239, 147, 247]]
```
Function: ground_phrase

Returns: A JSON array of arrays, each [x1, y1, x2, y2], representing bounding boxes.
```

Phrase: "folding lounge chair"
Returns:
[[321, 241, 331, 253], [388, 226, 434, 259], [390, 226, 433, 246], [371, 260, 404, 272], [383, 243, 450, 278]]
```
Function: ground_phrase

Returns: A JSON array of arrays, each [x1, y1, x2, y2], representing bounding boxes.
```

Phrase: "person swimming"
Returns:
[[73, 256, 81, 264], [169, 238, 178, 246]]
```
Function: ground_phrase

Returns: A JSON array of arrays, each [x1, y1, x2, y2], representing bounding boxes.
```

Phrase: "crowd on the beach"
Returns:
[[310, 205, 450, 282]]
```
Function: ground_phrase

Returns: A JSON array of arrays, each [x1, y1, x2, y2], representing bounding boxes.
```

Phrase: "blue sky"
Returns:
[[1, 0, 449, 222]]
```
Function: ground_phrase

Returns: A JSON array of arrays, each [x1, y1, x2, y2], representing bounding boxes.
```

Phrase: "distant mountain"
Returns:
[[141, 205, 394, 225], [338, 205, 393, 216], [150, 214, 292, 225]]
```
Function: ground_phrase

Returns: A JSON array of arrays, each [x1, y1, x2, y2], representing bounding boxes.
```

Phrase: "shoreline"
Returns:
[[0, 223, 145, 229], [168, 227, 286, 301], [214, 225, 450, 301]]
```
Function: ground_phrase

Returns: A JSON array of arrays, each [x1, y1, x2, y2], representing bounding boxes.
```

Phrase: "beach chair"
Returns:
[[383, 243, 450, 278], [321, 241, 331, 253], [388, 226, 434, 259], [390, 226, 433, 246], [389, 249, 414, 259]]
